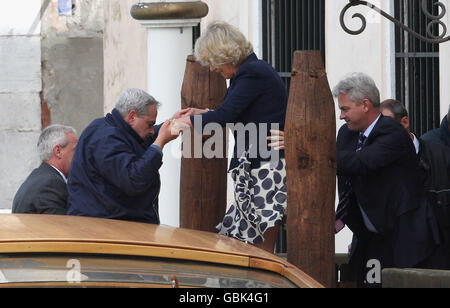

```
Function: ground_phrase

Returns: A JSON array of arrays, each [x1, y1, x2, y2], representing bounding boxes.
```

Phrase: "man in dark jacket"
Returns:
[[13, 125, 78, 215], [381, 99, 450, 269], [421, 105, 450, 148], [334, 73, 436, 287], [67, 89, 183, 224]]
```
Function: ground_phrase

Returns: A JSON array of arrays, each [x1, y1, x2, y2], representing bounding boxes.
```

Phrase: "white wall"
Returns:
[[0, 0, 42, 209], [202, 0, 262, 57]]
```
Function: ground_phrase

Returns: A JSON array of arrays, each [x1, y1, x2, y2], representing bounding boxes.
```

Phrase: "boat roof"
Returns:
[[0, 214, 323, 288]]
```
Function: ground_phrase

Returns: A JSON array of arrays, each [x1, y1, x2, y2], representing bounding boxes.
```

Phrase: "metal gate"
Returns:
[[262, 0, 326, 253], [262, 0, 326, 90], [394, 0, 441, 136]]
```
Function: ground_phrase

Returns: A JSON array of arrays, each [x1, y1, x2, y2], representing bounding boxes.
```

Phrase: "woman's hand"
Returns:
[[172, 108, 209, 119], [172, 108, 192, 119], [267, 130, 285, 150], [189, 108, 211, 116]]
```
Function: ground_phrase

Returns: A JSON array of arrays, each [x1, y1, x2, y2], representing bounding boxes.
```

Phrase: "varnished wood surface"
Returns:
[[0, 214, 323, 288], [180, 55, 228, 233], [285, 51, 336, 288]]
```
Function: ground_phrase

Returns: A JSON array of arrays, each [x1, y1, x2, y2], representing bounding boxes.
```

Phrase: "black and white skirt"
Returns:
[[216, 153, 287, 244]]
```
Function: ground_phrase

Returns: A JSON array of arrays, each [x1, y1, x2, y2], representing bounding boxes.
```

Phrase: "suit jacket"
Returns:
[[337, 115, 435, 267], [418, 138, 450, 249], [421, 116, 450, 147], [12, 162, 68, 215]]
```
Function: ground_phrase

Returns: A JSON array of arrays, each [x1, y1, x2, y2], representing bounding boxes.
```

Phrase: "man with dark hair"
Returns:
[[421, 105, 450, 147], [381, 99, 450, 269]]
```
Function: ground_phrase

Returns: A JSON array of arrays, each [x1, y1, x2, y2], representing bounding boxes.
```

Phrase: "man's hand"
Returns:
[[170, 117, 192, 135], [267, 130, 285, 150], [173, 116, 193, 130], [154, 120, 180, 149]]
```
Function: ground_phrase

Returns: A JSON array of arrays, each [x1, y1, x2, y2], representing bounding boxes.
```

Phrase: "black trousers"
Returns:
[[349, 231, 394, 288]]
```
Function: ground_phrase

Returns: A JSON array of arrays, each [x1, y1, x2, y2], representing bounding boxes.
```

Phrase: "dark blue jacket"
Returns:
[[67, 109, 162, 224], [191, 53, 288, 170], [421, 116, 450, 147]]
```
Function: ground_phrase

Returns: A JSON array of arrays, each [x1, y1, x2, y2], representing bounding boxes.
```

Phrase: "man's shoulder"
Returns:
[[372, 115, 409, 140], [13, 164, 66, 207], [337, 123, 357, 139], [421, 128, 441, 143], [26, 164, 66, 188], [82, 117, 114, 136], [79, 117, 124, 145], [376, 114, 401, 129], [420, 137, 450, 157]]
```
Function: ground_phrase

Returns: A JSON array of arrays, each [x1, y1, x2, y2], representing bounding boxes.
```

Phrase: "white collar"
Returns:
[[411, 133, 420, 154], [49, 164, 67, 183], [362, 114, 381, 138]]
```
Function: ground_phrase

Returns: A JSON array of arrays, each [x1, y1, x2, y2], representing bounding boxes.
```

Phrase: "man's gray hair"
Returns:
[[37, 124, 77, 162], [332, 72, 381, 108], [115, 88, 161, 117]]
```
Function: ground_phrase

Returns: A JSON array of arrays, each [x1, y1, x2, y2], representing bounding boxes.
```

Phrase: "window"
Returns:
[[0, 253, 297, 288]]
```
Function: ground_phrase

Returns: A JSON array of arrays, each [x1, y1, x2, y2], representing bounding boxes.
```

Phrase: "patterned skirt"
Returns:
[[216, 154, 287, 244]]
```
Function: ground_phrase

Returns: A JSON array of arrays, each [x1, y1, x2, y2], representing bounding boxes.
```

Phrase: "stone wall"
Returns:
[[0, 1, 42, 210], [41, 0, 104, 135], [0, 0, 105, 210]]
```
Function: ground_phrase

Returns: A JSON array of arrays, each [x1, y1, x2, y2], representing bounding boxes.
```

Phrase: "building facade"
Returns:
[[1, 0, 449, 252], [104, 0, 449, 252], [0, 0, 104, 212]]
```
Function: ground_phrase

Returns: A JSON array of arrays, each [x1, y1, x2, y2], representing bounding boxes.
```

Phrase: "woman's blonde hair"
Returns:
[[194, 21, 253, 67]]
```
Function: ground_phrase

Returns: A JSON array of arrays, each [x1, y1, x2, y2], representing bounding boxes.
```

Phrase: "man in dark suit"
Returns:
[[380, 99, 450, 269], [334, 73, 436, 287], [421, 105, 450, 148], [12, 125, 78, 215]]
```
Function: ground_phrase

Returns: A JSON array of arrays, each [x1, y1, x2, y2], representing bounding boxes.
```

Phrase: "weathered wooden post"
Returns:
[[285, 51, 337, 288], [179, 55, 228, 233]]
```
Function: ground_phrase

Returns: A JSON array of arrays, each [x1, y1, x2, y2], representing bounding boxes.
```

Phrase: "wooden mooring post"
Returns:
[[285, 51, 337, 288], [179, 55, 228, 233]]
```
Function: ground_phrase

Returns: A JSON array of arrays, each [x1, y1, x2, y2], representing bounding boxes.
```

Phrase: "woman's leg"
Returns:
[[255, 225, 281, 253]]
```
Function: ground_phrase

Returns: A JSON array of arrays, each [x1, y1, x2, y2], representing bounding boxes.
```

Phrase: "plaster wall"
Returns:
[[0, 0, 42, 210], [41, 0, 104, 135], [103, 0, 147, 113]]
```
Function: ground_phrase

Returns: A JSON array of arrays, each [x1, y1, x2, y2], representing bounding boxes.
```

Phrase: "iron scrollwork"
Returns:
[[340, 0, 450, 44]]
